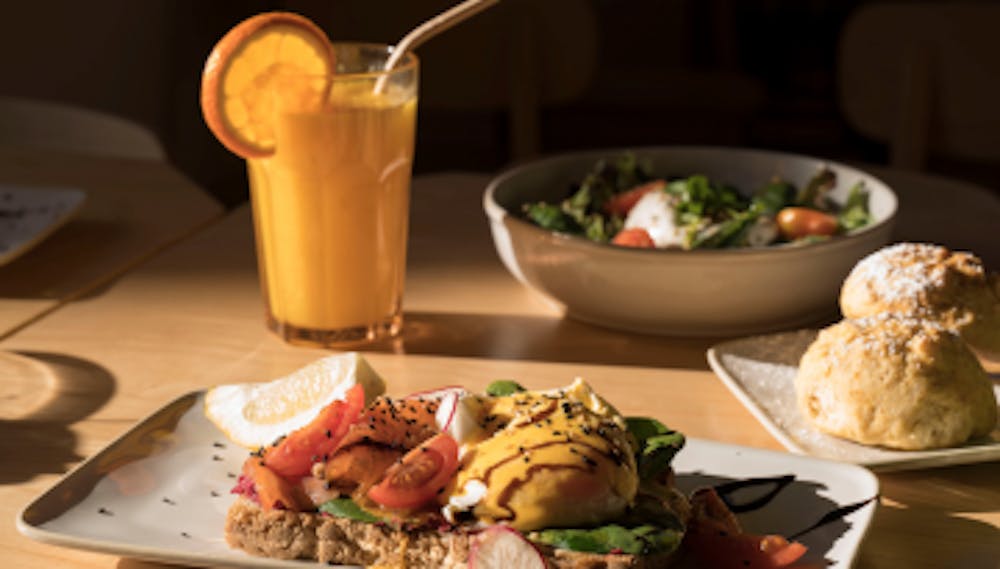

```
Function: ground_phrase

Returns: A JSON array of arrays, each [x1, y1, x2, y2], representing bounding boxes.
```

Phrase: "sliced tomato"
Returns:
[[263, 384, 366, 479], [240, 457, 311, 511], [611, 227, 655, 248], [603, 179, 666, 217], [367, 433, 459, 510]]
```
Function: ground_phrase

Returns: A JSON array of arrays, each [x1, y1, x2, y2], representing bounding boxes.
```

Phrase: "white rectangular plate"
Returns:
[[19, 390, 879, 568], [0, 185, 85, 266], [708, 329, 1000, 471]]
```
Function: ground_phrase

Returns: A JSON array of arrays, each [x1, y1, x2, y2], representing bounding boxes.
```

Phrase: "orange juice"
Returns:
[[247, 45, 418, 345]]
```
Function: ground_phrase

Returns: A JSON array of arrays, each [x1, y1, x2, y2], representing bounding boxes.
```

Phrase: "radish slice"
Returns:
[[435, 392, 460, 432], [406, 385, 467, 400], [470, 526, 547, 569]]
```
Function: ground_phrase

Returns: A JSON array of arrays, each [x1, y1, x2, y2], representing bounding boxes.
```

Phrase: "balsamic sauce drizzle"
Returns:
[[788, 495, 880, 540], [714, 474, 796, 513], [713, 474, 879, 539]]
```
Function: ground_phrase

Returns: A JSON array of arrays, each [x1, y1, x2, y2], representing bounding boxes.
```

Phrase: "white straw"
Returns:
[[375, 0, 500, 93]]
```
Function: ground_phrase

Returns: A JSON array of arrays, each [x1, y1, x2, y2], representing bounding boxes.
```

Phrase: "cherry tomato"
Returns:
[[603, 180, 666, 217], [367, 433, 459, 510], [776, 207, 838, 240], [264, 384, 366, 479], [611, 227, 655, 248]]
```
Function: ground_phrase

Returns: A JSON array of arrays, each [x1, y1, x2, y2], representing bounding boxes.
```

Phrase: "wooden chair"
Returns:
[[838, 2, 1000, 170], [0, 96, 165, 161]]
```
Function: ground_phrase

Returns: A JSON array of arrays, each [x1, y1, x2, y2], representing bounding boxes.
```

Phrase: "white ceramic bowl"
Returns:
[[483, 146, 898, 336]]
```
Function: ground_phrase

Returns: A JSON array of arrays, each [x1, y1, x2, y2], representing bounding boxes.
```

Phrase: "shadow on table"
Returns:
[[865, 462, 1000, 566], [363, 311, 730, 370], [0, 219, 125, 299], [0, 351, 115, 483]]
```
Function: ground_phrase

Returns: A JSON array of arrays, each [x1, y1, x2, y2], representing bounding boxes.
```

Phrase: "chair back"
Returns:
[[838, 3, 1000, 169], [0, 96, 165, 161]]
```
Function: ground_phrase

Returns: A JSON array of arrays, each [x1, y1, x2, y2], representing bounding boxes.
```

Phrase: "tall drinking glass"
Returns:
[[247, 44, 418, 346]]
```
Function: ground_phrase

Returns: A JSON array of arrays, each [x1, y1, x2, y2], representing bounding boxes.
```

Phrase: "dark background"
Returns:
[[2, 0, 997, 207]]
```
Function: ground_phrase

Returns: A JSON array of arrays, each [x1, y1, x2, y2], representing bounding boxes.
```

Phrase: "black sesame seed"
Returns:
[[227, 472, 236, 478], [98, 507, 113, 516], [210, 490, 220, 497], [162, 497, 176, 505], [213, 441, 226, 449], [212, 454, 224, 461], [181, 532, 191, 538]]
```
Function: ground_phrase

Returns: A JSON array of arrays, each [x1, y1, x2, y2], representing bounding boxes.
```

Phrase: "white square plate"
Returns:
[[19, 391, 879, 568], [708, 329, 1000, 472], [0, 185, 86, 266]]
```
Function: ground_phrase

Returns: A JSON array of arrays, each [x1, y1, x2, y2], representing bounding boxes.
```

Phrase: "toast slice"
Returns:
[[225, 498, 679, 568]]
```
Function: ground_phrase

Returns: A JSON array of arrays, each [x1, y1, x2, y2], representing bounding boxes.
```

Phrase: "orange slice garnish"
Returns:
[[200, 12, 335, 158]]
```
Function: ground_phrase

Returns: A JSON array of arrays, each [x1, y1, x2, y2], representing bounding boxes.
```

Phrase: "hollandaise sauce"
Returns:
[[450, 381, 639, 531]]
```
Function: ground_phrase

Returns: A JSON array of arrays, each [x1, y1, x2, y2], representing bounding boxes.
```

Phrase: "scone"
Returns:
[[795, 314, 997, 450], [840, 242, 1000, 360]]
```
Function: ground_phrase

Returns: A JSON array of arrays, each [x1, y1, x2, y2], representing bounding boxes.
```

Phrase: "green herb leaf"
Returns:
[[523, 202, 579, 233], [485, 380, 527, 396], [531, 524, 683, 555], [753, 180, 796, 215], [838, 181, 872, 231], [626, 417, 686, 480], [796, 168, 836, 209], [319, 498, 383, 523]]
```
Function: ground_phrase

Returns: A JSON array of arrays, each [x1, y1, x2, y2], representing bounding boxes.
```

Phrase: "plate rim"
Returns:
[[708, 331, 1000, 472]]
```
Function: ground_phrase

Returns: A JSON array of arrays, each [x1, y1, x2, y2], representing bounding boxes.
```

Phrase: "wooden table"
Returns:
[[1, 169, 998, 569], [0, 145, 224, 339]]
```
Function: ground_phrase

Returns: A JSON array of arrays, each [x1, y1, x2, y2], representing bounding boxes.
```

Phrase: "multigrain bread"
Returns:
[[794, 314, 997, 450], [225, 498, 679, 568], [840, 243, 1000, 360]]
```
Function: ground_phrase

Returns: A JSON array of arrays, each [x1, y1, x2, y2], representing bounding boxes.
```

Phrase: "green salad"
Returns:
[[522, 154, 873, 249]]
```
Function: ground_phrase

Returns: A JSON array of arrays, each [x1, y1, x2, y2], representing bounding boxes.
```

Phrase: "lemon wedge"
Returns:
[[205, 352, 384, 448]]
